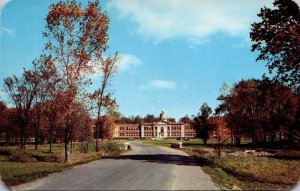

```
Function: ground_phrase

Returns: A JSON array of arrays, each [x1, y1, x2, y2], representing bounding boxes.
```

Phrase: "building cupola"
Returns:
[[160, 110, 167, 121]]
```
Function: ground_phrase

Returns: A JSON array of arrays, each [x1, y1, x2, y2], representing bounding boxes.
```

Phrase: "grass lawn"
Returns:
[[143, 139, 300, 190], [0, 140, 126, 186]]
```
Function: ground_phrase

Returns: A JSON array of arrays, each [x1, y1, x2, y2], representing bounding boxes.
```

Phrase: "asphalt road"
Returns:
[[12, 142, 219, 190]]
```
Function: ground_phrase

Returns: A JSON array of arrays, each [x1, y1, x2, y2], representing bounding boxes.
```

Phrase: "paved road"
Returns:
[[12, 142, 218, 190]]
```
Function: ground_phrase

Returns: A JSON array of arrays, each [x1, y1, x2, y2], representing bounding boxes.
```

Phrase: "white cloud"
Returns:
[[0, 0, 10, 12], [0, 27, 15, 36], [140, 80, 177, 90], [117, 53, 142, 71], [108, 0, 274, 44], [88, 53, 141, 80]]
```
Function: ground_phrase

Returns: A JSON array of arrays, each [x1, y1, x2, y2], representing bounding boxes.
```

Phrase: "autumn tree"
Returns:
[[77, 111, 94, 153], [250, 0, 300, 88], [33, 55, 63, 153], [0, 101, 9, 142], [192, 103, 213, 145], [210, 116, 230, 157], [44, 0, 111, 162], [217, 78, 299, 146], [92, 54, 118, 152], [257, 78, 298, 144], [98, 101, 119, 150], [3, 69, 40, 149]]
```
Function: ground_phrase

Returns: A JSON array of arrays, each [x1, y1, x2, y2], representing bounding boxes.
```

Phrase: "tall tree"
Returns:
[[217, 78, 299, 146], [3, 69, 40, 149], [92, 54, 118, 152], [192, 103, 213, 145], [250, 0, 300, 88], [44, 0, 110, 162], [210, 116, 230, 157], [33, 55, 63, 153]]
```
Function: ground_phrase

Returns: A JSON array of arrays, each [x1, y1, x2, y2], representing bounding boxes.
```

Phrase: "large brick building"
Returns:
[[115, 111, 197, 139]]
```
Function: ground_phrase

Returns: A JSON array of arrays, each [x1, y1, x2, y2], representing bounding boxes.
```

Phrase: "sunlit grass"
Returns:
[[142, 138, 300, 190], [0, 140, 126, 186], [185, 148, 300, 190]]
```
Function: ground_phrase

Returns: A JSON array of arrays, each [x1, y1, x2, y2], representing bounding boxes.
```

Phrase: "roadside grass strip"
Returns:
[[0, 141, 126, 186]]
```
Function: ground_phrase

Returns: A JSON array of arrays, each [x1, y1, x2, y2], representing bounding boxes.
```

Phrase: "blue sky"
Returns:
[[1, 0, 298, 120]]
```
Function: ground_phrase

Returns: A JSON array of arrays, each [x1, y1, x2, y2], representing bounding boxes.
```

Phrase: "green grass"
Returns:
[[140, 138, 209, 148], [143, 139, 300, 190], [0, 140, 126, 186]]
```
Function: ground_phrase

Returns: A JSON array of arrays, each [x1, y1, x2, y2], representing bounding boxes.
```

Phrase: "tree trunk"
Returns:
[[96, 120, 100, 152], [217, 146, 221, 157], [70, 138, 73, 153], [64, 142, 70, 163], [235, 135, 241, 146], [230, 126, 234, 146], [34, 126, 39, 150], [203, 139, 207, 145], [49, 125, 54, 153], [64, 128, 70, 163], [20, 127, 26, 150]]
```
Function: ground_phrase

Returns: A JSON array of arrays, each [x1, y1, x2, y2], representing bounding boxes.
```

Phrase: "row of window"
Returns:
[[171, 126, 182, 130], [119, 133, 140, 137], [143, 126, 183, 130], [144, 126, 153, 130], [144, 133, 153, 137], [185, 132, 196, 136], [185, 126, 193, 130], [171, 132, 181, 136], [118, 132, 196, 137], [119, 126, 139, 131]]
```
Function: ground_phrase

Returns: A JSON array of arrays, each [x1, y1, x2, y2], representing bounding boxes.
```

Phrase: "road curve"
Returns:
[[12, 142, 219, 190]]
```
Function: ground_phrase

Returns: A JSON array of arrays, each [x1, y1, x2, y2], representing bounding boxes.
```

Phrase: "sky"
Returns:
[[1, 0, 299, 120]]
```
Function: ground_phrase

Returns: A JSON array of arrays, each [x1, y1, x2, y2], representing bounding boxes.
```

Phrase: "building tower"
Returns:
[[160, 110, 167, 122]]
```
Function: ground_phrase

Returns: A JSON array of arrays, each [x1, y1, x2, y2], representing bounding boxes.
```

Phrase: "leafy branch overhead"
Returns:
[[250, 0, 300, 88]]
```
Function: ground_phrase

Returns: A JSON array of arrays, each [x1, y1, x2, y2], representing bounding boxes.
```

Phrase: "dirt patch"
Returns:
[[33, 155, 61, 162], [8, 155, 38, 163]]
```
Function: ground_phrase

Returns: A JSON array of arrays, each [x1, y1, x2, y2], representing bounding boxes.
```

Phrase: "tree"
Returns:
[[3, 69, 40, 149], [33, 55, 63, 153], [210, 116, 230, 157], [0, 101, 9, 142], [44, 0, 111, 162], [217, 79, 261, 145], [250, 0, 300, 88], [192, 103, 213, 145], [167, 118, 176, 123], [217, 78, 299, 146], [98, 101, 119, 150], [257, 78, 298, 144], [92, 55, 118, 152], [118, 116, 134, 124], [179, 115, 192, 124], [143, 114, 159, 123], [77, 111, 93, 153]]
